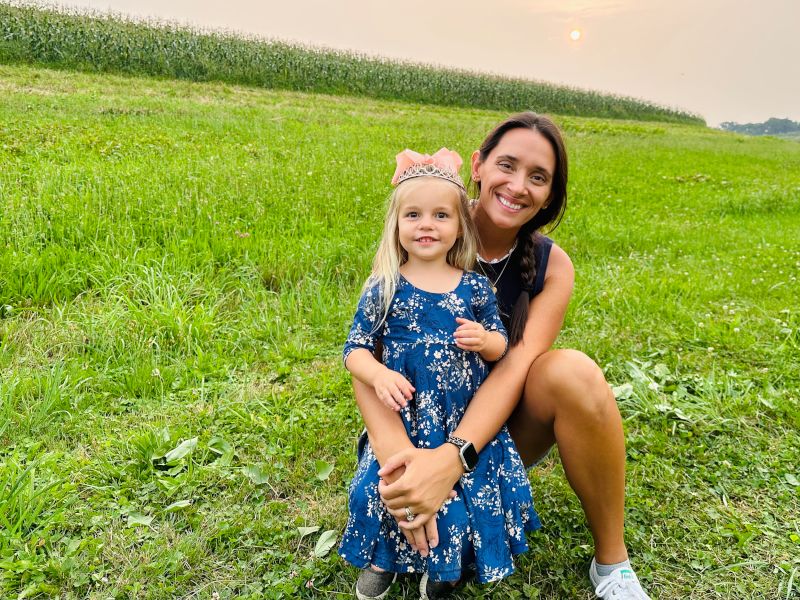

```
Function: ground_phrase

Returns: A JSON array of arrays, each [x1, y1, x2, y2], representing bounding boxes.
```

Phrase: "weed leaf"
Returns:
[[315, 459, 334, 481], [164, 438, 198, 464], [207, 436, 234, 466], [298, 526, 320, 538], [244, 464, 270, 486], [612, 383, 634, 400], [127, 512, 153, 527], [313, 530, 338, 558], [164, 499, 192, 512]]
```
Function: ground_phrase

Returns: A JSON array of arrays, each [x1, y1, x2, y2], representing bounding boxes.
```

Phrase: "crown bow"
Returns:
[[391, 148, 466, 190]]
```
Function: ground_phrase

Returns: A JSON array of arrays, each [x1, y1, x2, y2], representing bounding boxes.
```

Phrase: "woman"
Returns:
[[354, 113, 651, 600]]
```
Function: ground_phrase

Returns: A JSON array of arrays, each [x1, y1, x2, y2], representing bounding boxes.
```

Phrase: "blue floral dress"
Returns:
[[339, 271, 540, 583]]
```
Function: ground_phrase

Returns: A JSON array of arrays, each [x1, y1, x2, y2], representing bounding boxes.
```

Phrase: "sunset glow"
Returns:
[[570, 29, 582, 41]]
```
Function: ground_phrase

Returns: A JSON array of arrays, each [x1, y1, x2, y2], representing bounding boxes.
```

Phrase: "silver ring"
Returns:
[[404, 506, 416, 522]]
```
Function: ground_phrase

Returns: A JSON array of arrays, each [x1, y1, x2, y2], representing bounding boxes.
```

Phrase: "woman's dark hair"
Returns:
[[471, 112, 568, 346]]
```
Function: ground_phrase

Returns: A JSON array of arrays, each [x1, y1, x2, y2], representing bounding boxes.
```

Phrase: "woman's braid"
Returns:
[[508, 228, 539, 345]]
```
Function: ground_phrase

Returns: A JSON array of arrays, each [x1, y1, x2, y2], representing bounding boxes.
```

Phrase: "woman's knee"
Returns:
[[527, 349, 613, 422]]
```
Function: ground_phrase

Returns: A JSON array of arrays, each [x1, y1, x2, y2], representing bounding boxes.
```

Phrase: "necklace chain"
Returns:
[[477, 255, 511, 294]]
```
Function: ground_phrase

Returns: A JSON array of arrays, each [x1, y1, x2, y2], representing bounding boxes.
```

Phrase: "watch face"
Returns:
[[462, 442, 479, 471]]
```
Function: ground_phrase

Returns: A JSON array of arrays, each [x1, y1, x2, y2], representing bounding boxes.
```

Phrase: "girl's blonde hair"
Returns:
[[365, 176, 479, 322]]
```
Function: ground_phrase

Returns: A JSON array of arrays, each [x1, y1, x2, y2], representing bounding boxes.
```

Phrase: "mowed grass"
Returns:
[[0, 63, 798, 599]]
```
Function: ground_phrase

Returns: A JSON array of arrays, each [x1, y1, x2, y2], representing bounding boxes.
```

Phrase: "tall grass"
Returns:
[[0, 1, 705, 125]]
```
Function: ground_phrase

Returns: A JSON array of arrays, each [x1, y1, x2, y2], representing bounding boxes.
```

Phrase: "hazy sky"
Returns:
[[57, 0, 800, 126]]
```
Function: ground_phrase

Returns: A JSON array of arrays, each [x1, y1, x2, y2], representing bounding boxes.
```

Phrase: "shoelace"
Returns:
[[594, 570, 645, 599]]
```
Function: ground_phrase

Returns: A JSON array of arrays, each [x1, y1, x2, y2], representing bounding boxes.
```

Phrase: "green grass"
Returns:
[[0, 63, 798, 598], [0, 2, 704, 126]]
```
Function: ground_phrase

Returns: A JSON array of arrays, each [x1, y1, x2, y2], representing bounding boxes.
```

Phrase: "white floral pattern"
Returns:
[[340, 272, 541, 583]]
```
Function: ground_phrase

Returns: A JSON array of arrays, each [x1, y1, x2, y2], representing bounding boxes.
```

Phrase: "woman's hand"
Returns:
[[380, 499, 443, 557], [377, 444, 463, 553], [372, 366, 415, 411], [378, 444, 463, 556], [379, 461, 440, 554]]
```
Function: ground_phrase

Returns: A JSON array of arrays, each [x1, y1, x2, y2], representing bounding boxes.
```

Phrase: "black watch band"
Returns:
[[446, 435, 479, 473]]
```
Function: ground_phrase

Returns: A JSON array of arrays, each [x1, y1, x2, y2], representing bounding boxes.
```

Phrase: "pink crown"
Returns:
[[391, 148, 466, 190]]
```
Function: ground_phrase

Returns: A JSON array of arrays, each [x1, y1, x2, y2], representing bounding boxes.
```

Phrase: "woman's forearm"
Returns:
[[352, 377, 414, 465], [454, 244, 574, 452], [452, 349, 533, 452]]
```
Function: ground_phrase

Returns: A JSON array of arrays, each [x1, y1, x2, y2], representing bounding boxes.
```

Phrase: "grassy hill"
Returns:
[[0, 63, 798, 599]]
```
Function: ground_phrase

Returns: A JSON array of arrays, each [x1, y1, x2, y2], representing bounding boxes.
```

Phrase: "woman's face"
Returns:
[[471, 128, 556, 231]]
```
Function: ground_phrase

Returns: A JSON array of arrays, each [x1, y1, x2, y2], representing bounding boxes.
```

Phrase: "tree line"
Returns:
[[720, 117, 800, 136]]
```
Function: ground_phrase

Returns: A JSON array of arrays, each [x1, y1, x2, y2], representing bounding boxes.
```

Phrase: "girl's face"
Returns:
[[471, 128, 556, 231], [396, 178, 462, 265]]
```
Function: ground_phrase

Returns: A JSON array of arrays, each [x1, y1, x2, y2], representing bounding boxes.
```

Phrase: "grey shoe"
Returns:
[[355, 567, 397, 600], [419, 572, 458, 600]]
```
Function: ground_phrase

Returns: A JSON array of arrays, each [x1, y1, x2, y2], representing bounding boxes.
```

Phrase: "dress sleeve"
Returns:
[[343, 284, 385, 366], [472, 274, 509, 357]]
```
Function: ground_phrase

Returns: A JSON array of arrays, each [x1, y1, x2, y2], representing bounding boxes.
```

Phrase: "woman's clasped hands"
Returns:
[[376, 444, 463, 557]]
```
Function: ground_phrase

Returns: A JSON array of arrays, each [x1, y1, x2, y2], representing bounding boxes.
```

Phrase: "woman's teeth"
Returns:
[[498, 196, 524, 210]]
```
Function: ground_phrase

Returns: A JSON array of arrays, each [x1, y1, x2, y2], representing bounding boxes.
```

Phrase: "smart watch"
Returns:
[[446, 435, 479, 473]]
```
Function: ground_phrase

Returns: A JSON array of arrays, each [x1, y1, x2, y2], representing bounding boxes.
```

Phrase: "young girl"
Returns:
[[339, 149, 540, 600]]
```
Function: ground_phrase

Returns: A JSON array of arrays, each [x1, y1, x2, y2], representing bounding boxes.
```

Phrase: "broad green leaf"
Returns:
[[652, 363, 671, 380], [298, 526, 320, 538], [65, 538, 82, 556], [313, 530, 338, 558], [785, 473, 799, 487], [244, 464, 270, 486], [612, 383, 633, 400], [207, 436, 234, 466], [165, 499, 192, 512], [315, 459, 334, 481], [163, 437, 198, 464], [127, 512, 153, 527]]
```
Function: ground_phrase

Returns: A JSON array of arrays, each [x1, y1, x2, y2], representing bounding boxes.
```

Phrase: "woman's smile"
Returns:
[[496, 193, 526, 212]]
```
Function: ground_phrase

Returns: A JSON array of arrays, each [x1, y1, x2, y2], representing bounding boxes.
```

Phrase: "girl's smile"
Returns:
[[414, 236, 438, 244]]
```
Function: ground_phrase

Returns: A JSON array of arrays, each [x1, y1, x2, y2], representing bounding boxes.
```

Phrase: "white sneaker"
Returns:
[[589, 558, 651, 599]]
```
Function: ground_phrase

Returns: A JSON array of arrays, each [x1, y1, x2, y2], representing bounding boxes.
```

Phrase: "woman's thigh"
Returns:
[[507, 348, 610, 466]]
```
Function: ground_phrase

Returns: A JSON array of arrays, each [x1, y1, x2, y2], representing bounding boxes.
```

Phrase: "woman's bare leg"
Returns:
[[507, 349, 628, 564]]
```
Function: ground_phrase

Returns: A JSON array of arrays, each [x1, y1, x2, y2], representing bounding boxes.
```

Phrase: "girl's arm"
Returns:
[[453, 318, 507, 362], [352, 376, 415, 463], [346, 349, 415, 411], [478, 330, 507, 362], [379, 244, 575, 518]]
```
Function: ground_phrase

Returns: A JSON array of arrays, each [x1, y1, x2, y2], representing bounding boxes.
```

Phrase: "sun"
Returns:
[[569, 29, 582, 42]]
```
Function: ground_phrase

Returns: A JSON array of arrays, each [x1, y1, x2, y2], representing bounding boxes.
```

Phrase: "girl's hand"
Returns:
[[454, 317, 488, 352], [372, 367, 415, 411]]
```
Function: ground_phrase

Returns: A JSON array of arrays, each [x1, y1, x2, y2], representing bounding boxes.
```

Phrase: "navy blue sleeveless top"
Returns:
[[475, 234, 553, 328]]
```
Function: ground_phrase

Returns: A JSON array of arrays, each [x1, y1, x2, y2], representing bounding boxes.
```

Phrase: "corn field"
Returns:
[[0, 2, 705, 125]]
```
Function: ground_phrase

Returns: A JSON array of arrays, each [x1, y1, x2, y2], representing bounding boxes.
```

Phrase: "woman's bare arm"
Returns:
[[453, 244, 574, 451]]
